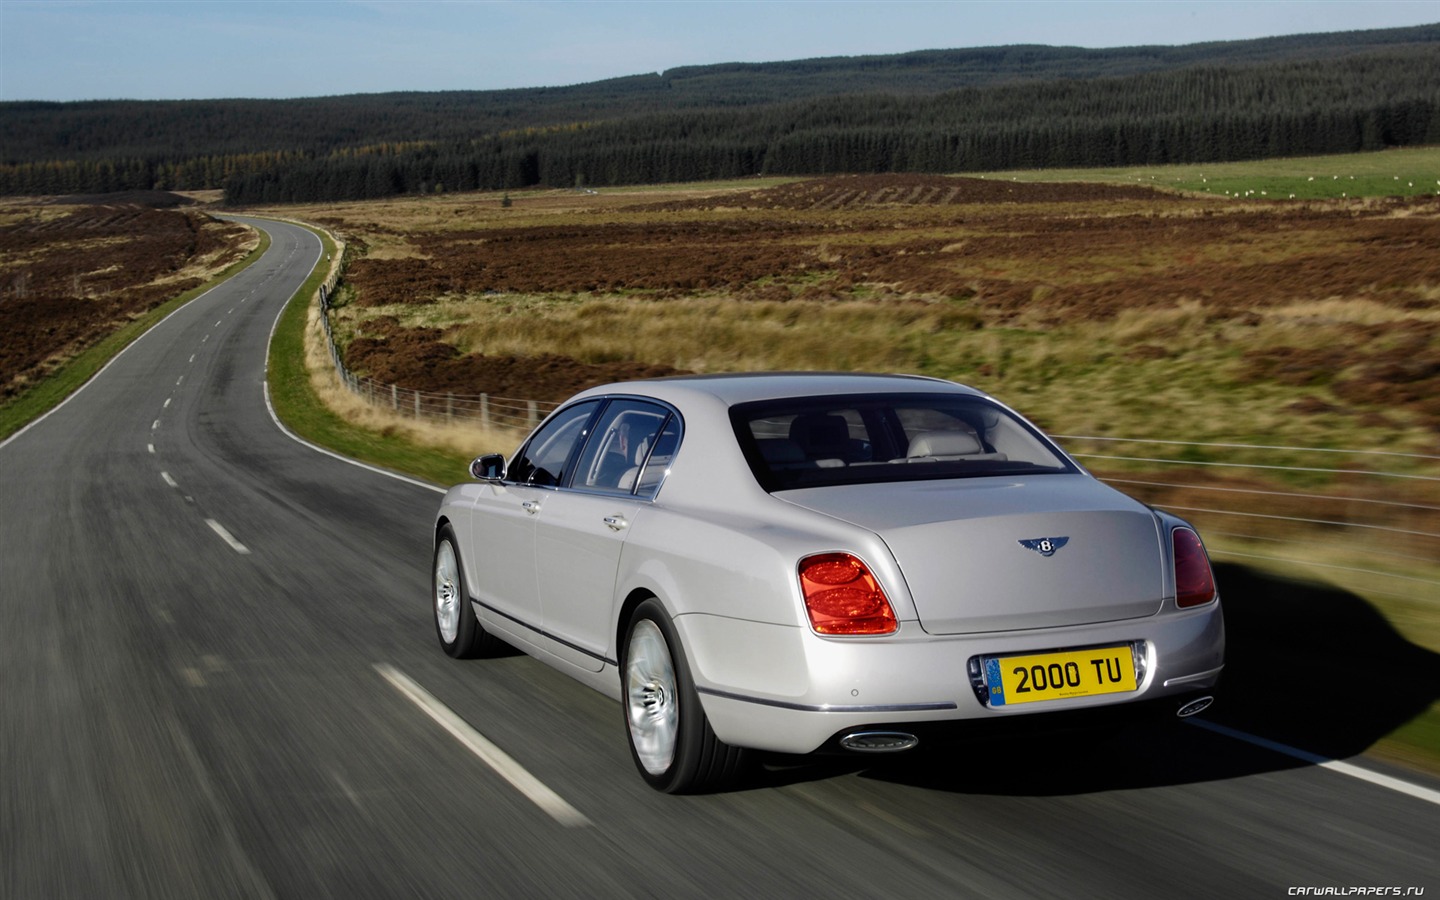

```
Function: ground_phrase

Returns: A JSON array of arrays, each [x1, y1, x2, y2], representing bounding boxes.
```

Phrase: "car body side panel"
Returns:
[[615, 498, 920, 628], [461, 481, 545, 625], [533, 489, 645, 672]]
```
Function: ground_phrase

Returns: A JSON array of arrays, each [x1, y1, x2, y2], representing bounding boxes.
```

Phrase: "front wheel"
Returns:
[[433, 526, 500, 659], [622, 599, 750, 793]]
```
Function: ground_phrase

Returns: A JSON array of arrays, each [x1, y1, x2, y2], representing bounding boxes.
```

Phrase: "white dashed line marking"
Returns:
[[189, 354, 196, 363], [163, 398, 172, 409], [161, 472, 178, 488], [205, 519, 250, 555], [147, 443, 155, 454], [152, 420, 161, 431], [375, 664, 590, 828]]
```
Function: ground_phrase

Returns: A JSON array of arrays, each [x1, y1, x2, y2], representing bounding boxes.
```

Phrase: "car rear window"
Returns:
[[731, 393, 1075, 491]]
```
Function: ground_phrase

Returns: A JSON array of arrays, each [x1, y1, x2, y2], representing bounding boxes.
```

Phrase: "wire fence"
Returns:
[[312, 272, 1436, 621], [318, 279, 559, 431], [1055, 434, 1440, 616]]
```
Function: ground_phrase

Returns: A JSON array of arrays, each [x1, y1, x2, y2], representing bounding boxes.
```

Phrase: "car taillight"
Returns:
[[798, 553, 898, 635], [1173, 527, 1217, 608]]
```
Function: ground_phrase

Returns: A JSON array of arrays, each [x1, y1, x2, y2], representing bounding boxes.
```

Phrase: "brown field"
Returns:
[[0, 196, 254, 400], [295, 174, 1439, 435]]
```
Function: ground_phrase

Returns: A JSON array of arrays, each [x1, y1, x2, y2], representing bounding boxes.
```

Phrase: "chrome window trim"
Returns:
[[555, 394, 685, 502]]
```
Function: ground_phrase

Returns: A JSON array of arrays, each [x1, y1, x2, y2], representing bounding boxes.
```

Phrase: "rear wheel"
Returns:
[[433, 526, 500, 659], [622, 599, 750, 793]]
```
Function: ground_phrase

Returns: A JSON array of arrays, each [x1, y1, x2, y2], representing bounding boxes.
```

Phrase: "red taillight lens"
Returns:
[[798, 553, 897, 635], [1173, 528, 1217, 608]]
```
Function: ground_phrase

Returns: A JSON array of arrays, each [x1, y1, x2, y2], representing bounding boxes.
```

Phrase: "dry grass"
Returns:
[[298, 228, 528, 456], [303, 296, 526, 458]]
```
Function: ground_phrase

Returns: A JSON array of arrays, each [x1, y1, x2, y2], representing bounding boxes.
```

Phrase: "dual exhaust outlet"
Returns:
[[838, 695, 1215, 753]]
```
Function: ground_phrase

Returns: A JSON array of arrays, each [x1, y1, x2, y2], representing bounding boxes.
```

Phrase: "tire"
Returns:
[[621, 598, 750, 793], [433, 526, 500, 659]]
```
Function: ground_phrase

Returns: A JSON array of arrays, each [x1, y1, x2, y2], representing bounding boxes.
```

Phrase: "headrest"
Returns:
[[758, 439, 805, 463], [907, 430, 982, 457], [789, 414, 850, 453]]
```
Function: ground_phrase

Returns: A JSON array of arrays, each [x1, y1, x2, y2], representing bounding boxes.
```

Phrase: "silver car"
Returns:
[[432, 373, 1224, 793]]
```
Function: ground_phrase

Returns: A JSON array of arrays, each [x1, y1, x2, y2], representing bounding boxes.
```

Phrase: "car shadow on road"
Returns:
[[758, 562, 1440, 795]]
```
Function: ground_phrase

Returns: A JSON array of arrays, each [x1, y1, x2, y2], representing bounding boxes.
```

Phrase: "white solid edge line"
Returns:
[[374, 663, 591, 828], [1187, 718, 1440, 807], [245, 218, 444, 494], [263, 382, 442, 494], [205, 518, 251, 555]]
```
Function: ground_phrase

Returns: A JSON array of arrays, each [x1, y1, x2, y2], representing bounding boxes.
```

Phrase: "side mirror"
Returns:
[[469, 454, 506, 482]]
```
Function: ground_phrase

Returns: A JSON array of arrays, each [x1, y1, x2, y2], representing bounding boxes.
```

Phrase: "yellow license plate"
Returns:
[[984, 645, 1137, 707]]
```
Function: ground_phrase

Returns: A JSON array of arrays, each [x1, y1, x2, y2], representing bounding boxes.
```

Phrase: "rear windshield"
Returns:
[[731, 392, 1076, 492]]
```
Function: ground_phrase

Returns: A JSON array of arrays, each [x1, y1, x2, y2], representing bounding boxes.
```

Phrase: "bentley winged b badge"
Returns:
[[1018, 536, 1070, 557]]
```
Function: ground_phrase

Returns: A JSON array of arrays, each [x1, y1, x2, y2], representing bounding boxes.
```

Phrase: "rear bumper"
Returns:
[[677, 600, 1225, 755]]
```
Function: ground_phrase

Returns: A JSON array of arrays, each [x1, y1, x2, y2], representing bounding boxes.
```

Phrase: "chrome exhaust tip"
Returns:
[[839, 732, 919, 753], [1176, 696, 1214, 718]]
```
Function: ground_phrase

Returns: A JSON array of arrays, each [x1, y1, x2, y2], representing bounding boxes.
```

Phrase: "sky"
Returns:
[[1, 0, 1436, 102]]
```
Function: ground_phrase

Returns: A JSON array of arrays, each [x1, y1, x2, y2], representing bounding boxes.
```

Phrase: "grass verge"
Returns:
[[264, 221, 479, 486]]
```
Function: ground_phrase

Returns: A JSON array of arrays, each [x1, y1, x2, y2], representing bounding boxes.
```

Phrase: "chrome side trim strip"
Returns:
[[1164, 665, 1224, 688], [475, 599, 618, 667], [697, 686, 957, 714]]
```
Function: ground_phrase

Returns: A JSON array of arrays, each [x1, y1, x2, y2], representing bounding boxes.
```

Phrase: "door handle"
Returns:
[[522, 500, 542, 515], [603, 515, 627, 531]]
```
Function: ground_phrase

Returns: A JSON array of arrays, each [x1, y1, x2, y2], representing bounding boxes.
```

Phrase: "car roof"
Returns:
[[572, 372, 987, 408]]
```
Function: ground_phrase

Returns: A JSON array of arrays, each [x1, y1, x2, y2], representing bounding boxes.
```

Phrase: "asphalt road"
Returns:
[[2, 217, 1435, 899]]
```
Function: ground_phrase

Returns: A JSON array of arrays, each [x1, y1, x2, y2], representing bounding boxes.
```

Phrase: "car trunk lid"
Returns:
[[780, 475, 1165, 634]]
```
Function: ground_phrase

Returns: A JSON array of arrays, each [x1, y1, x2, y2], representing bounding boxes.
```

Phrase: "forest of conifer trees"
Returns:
[[1, 25, 1436, 203]]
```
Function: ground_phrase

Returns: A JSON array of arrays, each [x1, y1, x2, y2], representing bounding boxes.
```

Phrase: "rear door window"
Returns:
[[571, 399, 675, 497]]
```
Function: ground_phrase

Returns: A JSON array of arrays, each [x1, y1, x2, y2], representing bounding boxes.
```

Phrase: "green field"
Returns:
[[983, 145, 1440, 200]]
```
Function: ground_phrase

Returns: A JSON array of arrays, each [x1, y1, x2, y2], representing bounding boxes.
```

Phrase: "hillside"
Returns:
[[0, 23, 1436, 201]]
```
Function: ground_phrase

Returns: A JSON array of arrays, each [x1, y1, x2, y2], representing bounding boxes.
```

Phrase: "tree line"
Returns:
[[0, 25, 1436, 201], [219, 51, 1440, 204]]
